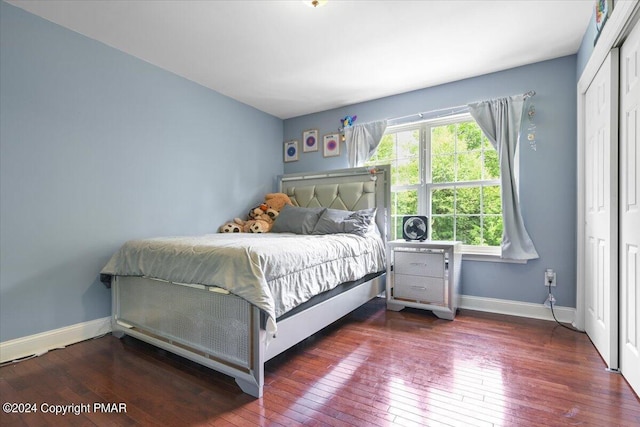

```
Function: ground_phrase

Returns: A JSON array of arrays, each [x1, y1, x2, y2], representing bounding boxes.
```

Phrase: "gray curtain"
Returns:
[[468, 95, 539, 260], [345, 120, 388, 167]]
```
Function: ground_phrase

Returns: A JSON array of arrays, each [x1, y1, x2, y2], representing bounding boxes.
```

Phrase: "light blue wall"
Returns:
[[576, 9, 598, 80], [284, 56, 578, 308], [0, 2, 283, 342]]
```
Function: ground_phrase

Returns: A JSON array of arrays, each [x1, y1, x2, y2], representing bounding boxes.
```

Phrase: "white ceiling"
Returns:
[[8, 0, 594, 119]]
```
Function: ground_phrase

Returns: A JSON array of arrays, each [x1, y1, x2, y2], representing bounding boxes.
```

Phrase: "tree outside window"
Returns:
[[366, 115, 502, 251]]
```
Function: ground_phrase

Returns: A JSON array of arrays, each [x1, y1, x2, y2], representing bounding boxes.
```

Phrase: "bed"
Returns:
[[100, 166, 390, 397]]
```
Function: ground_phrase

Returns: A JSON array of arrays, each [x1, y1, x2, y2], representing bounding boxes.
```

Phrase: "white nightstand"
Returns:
[[386, 240, 462, 320]]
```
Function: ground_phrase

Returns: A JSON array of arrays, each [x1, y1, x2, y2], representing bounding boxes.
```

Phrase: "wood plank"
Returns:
[[1, 298, 638, 426]]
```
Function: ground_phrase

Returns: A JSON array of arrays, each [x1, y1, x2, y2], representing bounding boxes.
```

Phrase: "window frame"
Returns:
[[367, 113, 502, 255]]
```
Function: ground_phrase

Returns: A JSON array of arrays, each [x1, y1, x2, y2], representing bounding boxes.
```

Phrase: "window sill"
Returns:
[[462, 251, 528, 264]]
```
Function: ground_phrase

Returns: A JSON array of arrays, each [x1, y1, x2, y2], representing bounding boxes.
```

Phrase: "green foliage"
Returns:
[[371, 134, 395, 161], [367, 119, 503, 245], [391, 190, 418, 216], [483, 215, 503, 246], [369, 131, 420, 186], [484, 186, 501, 214], [431, 216, 454, 241], [432, 189, 454, 214], [430, 185, 502, 246]]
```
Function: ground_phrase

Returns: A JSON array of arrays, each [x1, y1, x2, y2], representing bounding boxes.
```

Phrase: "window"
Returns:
[[366, 114, 502, 253]]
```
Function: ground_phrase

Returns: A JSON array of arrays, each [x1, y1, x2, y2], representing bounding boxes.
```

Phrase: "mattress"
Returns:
[[101, 232, 386, 334]]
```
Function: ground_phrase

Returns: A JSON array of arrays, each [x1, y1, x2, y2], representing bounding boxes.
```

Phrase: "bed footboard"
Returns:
[[111, 276, 265, 397], [111, 273, 385, 398]]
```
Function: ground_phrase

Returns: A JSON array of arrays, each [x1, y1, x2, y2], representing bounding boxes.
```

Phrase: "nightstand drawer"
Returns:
[[393, 274, 445, 304], [394, 251, 444, 278]]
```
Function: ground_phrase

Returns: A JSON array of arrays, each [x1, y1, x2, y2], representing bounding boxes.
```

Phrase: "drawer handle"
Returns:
[[410, 286, 426, 290], [409, 262, 426, 266]]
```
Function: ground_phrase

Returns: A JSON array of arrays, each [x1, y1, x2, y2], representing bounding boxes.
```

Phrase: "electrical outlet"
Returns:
[[544, 269, 556, 287]]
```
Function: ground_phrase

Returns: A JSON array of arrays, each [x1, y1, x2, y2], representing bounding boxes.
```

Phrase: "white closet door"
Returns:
[[620, 19, 640, 396], [584, 49, 619, 370]]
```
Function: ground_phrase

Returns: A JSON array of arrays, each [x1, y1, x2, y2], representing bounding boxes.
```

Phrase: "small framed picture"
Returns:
[[302, 129, 319, 152], [323, 133, 340, 157], [284, 140, 299, 162]]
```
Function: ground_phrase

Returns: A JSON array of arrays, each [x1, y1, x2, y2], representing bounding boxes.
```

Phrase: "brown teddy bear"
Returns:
[[248, 203, 268, 219], [219, 218, 243, 233], [245, 218, 271, 233], [220, 211, 275, 234], [264, 193, 293, 213], [233, 216, 272, 233], [219, 193, 292, 233]]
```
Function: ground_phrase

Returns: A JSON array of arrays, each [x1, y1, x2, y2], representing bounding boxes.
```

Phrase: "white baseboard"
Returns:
[[0, 317, 112, 364], [0, 296, 578, 364], [460, 295, 577, 326]]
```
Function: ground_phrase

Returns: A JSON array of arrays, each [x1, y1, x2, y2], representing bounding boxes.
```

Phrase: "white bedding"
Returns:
[[101, 232, 386, 335]]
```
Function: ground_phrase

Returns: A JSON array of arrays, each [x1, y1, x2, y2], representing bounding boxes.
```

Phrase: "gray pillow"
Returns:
[[312, 208, 376, 236], [271, 205, 326, 234]]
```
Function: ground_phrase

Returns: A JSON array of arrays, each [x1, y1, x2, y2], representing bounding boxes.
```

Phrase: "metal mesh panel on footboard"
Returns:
[[115, 277, 251, 368]]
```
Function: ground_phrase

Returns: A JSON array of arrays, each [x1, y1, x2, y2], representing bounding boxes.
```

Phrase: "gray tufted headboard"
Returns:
[[279, 166, 391, 242]]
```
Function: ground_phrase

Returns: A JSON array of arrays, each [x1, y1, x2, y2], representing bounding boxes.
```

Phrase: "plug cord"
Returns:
[[547, 287, 585, 334]]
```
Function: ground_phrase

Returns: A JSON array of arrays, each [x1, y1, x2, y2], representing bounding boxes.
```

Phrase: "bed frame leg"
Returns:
[[235, 378, 263, 398], [238, 306, 265, 398]]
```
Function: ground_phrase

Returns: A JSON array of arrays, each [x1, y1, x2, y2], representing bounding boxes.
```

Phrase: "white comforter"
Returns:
[[101, 232, 386, 335]]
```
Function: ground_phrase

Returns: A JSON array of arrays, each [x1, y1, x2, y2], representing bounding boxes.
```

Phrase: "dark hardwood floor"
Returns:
[[2, 298, 639, 426]]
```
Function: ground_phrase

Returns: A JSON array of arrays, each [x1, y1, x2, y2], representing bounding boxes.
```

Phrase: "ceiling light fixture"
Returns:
[[304, 0, 327, 7]]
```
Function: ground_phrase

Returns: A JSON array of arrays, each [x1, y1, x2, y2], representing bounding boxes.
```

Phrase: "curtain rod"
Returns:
[[387, 105, 469, 126], [387, 90, 536, 126]]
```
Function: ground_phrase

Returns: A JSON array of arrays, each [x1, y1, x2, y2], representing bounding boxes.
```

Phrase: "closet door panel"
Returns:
[[620, 18, 640, 397], [584, 49, 619, 371]]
